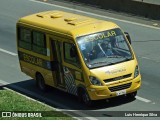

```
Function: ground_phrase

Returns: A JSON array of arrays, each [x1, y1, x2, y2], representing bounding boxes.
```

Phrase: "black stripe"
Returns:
[[18, 51, 58, 71]]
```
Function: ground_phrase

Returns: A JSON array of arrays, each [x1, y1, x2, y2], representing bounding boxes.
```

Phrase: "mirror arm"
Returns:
[[124, 32, 131, 44]]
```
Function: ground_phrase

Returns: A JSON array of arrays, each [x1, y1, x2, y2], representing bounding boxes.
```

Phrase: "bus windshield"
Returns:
[[76, 28, 133, 69]]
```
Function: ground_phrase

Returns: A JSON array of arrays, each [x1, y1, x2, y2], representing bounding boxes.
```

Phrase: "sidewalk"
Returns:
[[48, 0, 160, 20], [134, 0, 160, 5], [62, 0, 160, 20]]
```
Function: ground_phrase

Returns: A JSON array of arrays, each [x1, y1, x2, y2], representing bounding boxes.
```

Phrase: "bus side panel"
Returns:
[[16, 24, 57, 88], [19, 60, 55, 87]]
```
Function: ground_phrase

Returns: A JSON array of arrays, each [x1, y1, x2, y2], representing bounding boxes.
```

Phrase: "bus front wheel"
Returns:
[[127, 91, 137, 99], [81, 90, 93, 106]]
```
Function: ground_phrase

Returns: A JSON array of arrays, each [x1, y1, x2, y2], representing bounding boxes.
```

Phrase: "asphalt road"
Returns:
[[0, 0, 160, 120]]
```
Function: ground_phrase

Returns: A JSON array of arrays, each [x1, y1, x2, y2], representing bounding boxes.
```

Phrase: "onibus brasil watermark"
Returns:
[[1, 112, 42, 118]]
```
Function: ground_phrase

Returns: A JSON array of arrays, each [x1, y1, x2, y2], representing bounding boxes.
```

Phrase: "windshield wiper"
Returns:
[[98, 43, 106, 56], [89, 61, 115, 66], [121, 56, 132, 62], [90, 61, 108, 65], [106, 55, 123, 58]]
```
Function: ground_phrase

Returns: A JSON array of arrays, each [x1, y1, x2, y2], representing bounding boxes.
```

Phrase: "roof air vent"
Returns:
[[36, 14, 44, 18], [68, 19, 92, 26], [50, 13, 63, 18], [64, 18, 77, 22]]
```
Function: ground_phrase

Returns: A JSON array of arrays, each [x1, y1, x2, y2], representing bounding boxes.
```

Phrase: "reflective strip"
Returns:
[[64, 67, 77, 95]]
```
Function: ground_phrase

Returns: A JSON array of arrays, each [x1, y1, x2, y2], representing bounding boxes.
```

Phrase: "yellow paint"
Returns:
[[75, 71, 82, 80]]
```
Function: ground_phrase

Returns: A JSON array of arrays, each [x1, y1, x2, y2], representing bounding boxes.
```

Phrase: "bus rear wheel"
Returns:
[[36, 73, 46, 91]]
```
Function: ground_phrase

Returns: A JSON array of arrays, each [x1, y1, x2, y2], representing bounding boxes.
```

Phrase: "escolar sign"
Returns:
[[85, 30, 116, 42], [23, 53, 43, 66], [18, 51, 52, 70]]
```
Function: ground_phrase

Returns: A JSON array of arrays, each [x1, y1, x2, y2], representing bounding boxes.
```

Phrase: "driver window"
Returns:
[[64, 42, 80, 67], [115, 35, 129, 51]]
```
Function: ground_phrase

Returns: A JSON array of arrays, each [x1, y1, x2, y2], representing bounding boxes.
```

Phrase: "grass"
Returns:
[[0, 88, 74, 120]]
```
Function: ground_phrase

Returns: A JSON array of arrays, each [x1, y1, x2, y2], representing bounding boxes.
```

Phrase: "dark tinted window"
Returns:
[[32, 31, 46, 55], [18, 27, 47, 55], [18, 28, 32, 50]]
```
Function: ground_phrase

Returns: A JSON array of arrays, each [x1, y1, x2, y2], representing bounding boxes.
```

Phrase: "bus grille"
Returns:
[[109, 82, 132, 92], [104, 74, 131, 83]]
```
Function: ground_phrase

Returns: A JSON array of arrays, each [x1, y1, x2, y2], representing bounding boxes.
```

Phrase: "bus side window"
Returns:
[[18, 27, 32, 50], [32, 31, 47, 55]]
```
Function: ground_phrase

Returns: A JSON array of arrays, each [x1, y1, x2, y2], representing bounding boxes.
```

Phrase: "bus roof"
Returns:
[[18, 10, 119, 38]]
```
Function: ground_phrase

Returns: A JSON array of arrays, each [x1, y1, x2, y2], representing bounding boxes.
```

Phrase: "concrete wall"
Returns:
[[64, 0, 160, 20]]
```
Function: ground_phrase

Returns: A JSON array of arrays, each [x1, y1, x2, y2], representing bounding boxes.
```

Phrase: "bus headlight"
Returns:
[[134, 65, 139, 78], [89, 76, 102, 86]]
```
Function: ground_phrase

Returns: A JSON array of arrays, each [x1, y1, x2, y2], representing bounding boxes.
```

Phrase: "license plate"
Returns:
[[116, 89, 126, 96]]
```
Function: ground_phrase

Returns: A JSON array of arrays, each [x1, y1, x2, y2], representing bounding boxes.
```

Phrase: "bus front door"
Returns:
[[51, 40, 65, 89]]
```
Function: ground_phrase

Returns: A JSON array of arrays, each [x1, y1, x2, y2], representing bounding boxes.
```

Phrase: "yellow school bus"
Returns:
[[16, 10, 141, 106]]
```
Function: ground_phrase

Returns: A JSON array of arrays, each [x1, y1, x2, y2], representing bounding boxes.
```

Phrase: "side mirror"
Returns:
[[124, 32, 131, 44], [70, 45, 77, 58]]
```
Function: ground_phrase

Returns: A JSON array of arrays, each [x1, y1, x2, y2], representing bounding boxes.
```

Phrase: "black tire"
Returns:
[[36, 73, 46, 91], [81, 90, 93, 106], [77, 91, 83, 103], [127, 91, 137, 99]]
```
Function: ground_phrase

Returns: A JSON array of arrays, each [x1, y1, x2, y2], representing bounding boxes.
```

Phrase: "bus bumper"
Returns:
[[87, 75, 141, 100]]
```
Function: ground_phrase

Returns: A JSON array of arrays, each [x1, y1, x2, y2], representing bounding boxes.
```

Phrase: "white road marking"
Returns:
[[0, 48, 17, 56], [29, 0, 160, 30], [136, 96, 151, 103], [0, 79, 8, 85], [141, 56, 152, 60], [66, 110, 98, 120], [138, 56, 160, 63]]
